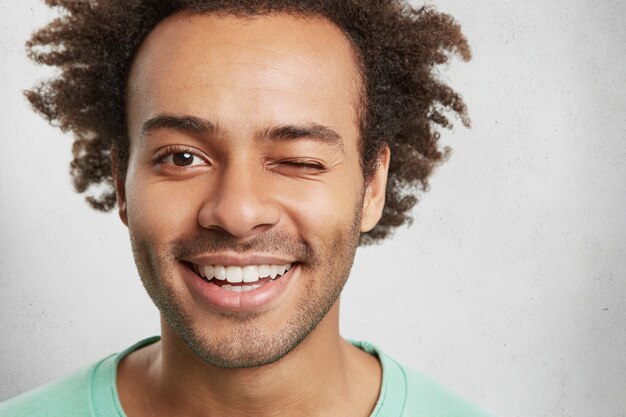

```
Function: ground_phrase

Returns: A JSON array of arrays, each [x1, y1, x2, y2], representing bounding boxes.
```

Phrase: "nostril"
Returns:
[[197, 200, 281, 238]]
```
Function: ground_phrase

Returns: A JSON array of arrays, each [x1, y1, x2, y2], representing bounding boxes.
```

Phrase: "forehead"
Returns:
[[126, 12, 363, 144]]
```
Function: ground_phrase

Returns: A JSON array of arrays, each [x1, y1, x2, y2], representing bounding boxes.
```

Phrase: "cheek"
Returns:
[[125, 172, 203, 242], [279, 175, 363, 244]]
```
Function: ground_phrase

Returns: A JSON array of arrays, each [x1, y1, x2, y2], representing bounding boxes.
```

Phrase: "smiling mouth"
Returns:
[[186, 262, 294, 293]]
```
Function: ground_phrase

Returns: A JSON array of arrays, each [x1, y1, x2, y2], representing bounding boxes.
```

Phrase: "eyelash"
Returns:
[[275, 160, 325, 171], [153, 145, 208, 168]]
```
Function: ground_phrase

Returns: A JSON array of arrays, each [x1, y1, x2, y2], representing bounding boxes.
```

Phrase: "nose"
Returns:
[[197, 162, 280, 238]]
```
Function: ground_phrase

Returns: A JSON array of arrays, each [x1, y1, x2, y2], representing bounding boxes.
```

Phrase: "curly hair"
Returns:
[[25, 0, 470, 244]]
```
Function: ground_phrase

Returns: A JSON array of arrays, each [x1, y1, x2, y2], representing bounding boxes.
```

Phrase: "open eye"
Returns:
[[154, 146, 209, 169], [163, 152, 203, 167]]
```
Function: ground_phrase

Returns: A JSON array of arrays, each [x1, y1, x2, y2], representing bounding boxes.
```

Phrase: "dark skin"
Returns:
[[115, 12, 389, 417], [26, 1, 470, 244], [21, 1, 472, 414]]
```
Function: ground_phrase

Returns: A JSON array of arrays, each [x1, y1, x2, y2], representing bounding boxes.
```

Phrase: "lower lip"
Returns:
[[182, 264, 298, 313]]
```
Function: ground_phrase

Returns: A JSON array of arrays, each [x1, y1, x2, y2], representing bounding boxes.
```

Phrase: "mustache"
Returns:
[[171, 230, 313, 262]]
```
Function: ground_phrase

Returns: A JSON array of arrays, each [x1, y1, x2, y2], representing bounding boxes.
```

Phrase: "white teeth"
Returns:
[[214, 265, 226, 281], [225, 266, 243, 283], [220, 284, 263, 293], [269, 265, 280, 279], [269, 264, 290, 279], [242, 265, 260, 283], [258, 265, 271, 278], [194, 263, 293, 282], [203, 265, 213, 279]]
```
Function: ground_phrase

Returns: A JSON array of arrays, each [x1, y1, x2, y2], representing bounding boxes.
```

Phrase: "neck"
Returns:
[[118, 302, 381, 417], [160, 303, 348, 417]]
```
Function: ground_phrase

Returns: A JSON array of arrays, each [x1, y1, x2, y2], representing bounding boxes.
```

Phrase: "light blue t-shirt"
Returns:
[[0, 337, 493, 417]]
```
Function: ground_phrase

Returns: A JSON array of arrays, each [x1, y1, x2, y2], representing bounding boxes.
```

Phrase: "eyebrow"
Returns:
[[141, 114, 222, 139], [258, 124, 344, 153], [140, 114, 344, 152]]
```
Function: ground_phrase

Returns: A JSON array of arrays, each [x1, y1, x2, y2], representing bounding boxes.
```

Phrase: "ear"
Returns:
[[360, 145, 390, 233], [111, 147, 129, 227]]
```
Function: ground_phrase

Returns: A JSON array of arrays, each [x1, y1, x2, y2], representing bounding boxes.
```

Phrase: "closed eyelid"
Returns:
[[281, 160, 325, 168]]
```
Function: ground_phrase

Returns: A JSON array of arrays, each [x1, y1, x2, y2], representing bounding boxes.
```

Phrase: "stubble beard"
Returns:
[[129, 205, 363, 369]]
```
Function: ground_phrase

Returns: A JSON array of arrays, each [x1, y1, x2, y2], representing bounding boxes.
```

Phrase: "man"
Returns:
[[1, 0, 491, 416]]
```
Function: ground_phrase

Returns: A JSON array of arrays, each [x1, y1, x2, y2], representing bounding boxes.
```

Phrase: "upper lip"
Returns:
[[184, 254, 296, 267]]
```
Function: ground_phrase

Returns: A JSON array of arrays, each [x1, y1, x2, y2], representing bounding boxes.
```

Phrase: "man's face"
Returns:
[[121, 12, 387, 368]]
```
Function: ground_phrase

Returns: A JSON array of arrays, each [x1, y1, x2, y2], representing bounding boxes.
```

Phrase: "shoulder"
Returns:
[[399, 363, 495, 417], [0, 360, 105, 417], [0, 338, 159, 417], [352, 340, 495, 417]]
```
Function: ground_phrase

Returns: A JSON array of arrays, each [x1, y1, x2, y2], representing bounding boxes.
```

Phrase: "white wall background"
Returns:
[[1, 1, 625, 416]]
